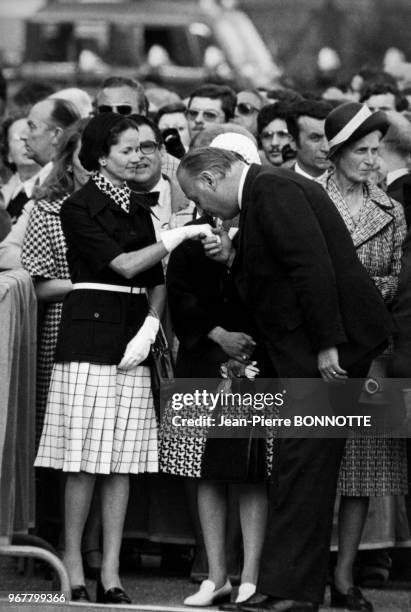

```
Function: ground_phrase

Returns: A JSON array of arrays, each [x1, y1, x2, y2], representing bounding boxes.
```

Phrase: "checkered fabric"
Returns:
[[318, 173, 406, 303], [21, 196, 70, 445], [93, 172, 131, 214], [35, 362, 158, 474]]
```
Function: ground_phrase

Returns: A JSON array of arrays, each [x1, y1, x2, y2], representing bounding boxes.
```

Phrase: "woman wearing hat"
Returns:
[[34, 112, 212, 603], [319, 102, 408, 611]]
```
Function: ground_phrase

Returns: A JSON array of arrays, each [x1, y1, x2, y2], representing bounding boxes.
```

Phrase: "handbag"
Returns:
[[150, 323, 175, 418], [200, 378, 266, 483]]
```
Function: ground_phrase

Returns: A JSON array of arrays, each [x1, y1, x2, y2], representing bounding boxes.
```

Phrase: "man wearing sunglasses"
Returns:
[[186, 84, 236, 141], [233, 90, 265, 137], [128, 115, 194, 240], [96, 76, 147, 116]]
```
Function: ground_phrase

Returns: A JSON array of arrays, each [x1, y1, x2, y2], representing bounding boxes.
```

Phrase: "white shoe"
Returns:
[[235, 583, 256, 603], [184, 579, 232, 607]]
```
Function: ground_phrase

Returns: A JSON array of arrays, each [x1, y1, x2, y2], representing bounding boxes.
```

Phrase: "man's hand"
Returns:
[[202, 228, 235, 267], [208, 327, 256, 362], [318, 346, 347, 383]]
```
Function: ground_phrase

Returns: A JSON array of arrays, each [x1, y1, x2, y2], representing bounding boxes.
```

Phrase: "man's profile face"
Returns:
[[260, 118, 291, 167], [297, 116, 330, 176], [186, 97, 225, 137], [364, 93, 396, 112], [23, 100, 57, 166], [177, 168, 236, 220], [96, 85, 145, 115]]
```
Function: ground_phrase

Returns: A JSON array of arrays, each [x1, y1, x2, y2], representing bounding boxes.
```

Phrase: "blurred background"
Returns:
[[1, 0, 411, 95]]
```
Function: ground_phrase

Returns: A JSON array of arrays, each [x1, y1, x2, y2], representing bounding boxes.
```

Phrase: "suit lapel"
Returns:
[[231, 165, 260, 286]]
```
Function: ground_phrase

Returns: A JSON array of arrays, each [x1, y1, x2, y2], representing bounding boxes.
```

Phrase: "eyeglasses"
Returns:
[[235, 102, 259, 116], [185, 108, 223, 122], [137, 140, 159, 155], [98, 104, 133, 115], [260, 130, 290, 142]]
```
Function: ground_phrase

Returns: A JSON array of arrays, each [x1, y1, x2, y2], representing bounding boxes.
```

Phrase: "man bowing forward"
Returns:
[[177, 148, 391, 612]]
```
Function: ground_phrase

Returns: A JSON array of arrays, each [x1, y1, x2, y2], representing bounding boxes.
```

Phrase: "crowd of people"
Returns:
[[0, 63, 411, 612]]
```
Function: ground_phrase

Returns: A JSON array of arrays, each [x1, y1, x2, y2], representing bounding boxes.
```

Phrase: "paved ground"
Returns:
[[0, 557, 410, 611]]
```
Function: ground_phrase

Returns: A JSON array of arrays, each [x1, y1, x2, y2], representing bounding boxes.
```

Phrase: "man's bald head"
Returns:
[[177, 147, 244, 219], [23, 98, 79, 165]]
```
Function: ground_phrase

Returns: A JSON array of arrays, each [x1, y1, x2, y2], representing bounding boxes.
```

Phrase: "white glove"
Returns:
[[118, 315, 160, 370], [161, 224, 214, 253]]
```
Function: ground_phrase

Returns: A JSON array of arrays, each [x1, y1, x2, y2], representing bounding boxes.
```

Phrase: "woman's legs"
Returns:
[[63, 472, 96, 586], [82, 485, 102, 572], [335, 495, 370, 592], [237, 483, 268, 585], [100, 473, 129, 590], [197, 480, 228, 588]]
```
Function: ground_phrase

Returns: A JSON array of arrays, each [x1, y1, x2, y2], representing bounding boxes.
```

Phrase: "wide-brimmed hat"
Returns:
[[325, 102, 389, 156]]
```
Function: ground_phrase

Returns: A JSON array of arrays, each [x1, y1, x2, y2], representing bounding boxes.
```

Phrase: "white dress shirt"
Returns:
[[294, 161, 327, 182]]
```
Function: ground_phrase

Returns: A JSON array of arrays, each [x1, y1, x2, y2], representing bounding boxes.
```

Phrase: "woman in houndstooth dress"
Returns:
[[21, 119, 90, 446], [319, 102, 408, 610], [34, 112, 212, 603]]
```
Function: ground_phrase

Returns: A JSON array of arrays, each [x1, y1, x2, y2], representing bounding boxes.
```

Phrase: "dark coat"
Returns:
[[232, 164, 391, 377], [55, 179, 164, 364], [387, 173, 411, 228]]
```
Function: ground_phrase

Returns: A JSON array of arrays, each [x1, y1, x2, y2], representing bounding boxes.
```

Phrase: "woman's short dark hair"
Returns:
[[79, 113, 138, 172]]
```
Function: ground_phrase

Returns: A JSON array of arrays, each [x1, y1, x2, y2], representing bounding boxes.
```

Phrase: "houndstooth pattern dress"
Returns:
[[319, 173, 408, 496], [21, 196, 70, 445], [34, 174, 159, 474]]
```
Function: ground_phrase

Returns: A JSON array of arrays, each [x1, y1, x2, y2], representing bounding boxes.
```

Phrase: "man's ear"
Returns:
[[199, 170, 217, 190], [51, 126, 63, 146]]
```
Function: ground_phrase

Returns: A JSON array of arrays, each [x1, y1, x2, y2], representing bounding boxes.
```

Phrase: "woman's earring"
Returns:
[[101, 160, 107, 166]]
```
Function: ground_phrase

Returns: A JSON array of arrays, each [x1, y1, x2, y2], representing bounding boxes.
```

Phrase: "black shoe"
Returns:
[[238, 595, 317, 612], [330, 585, 373, 611], [96, 580, 132, 604], [71, 585, 90, 602]]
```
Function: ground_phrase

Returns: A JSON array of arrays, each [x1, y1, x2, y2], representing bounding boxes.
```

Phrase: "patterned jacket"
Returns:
[[318, 173, 406, 305]]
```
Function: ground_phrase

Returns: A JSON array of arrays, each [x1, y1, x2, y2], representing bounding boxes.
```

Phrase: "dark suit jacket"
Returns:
[[387, 173, 411, 228], [232, 164, 391, 377], [55, 179, 164, 364]]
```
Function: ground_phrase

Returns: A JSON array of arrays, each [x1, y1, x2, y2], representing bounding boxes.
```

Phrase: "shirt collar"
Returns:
[[237, 164, 249, 209], [386, 168, 409, 187], [25, 161, 53, 197], [295, 161, 327, 181]]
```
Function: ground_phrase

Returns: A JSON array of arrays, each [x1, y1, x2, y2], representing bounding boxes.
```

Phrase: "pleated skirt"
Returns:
[[35, 362, 158, 474]]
